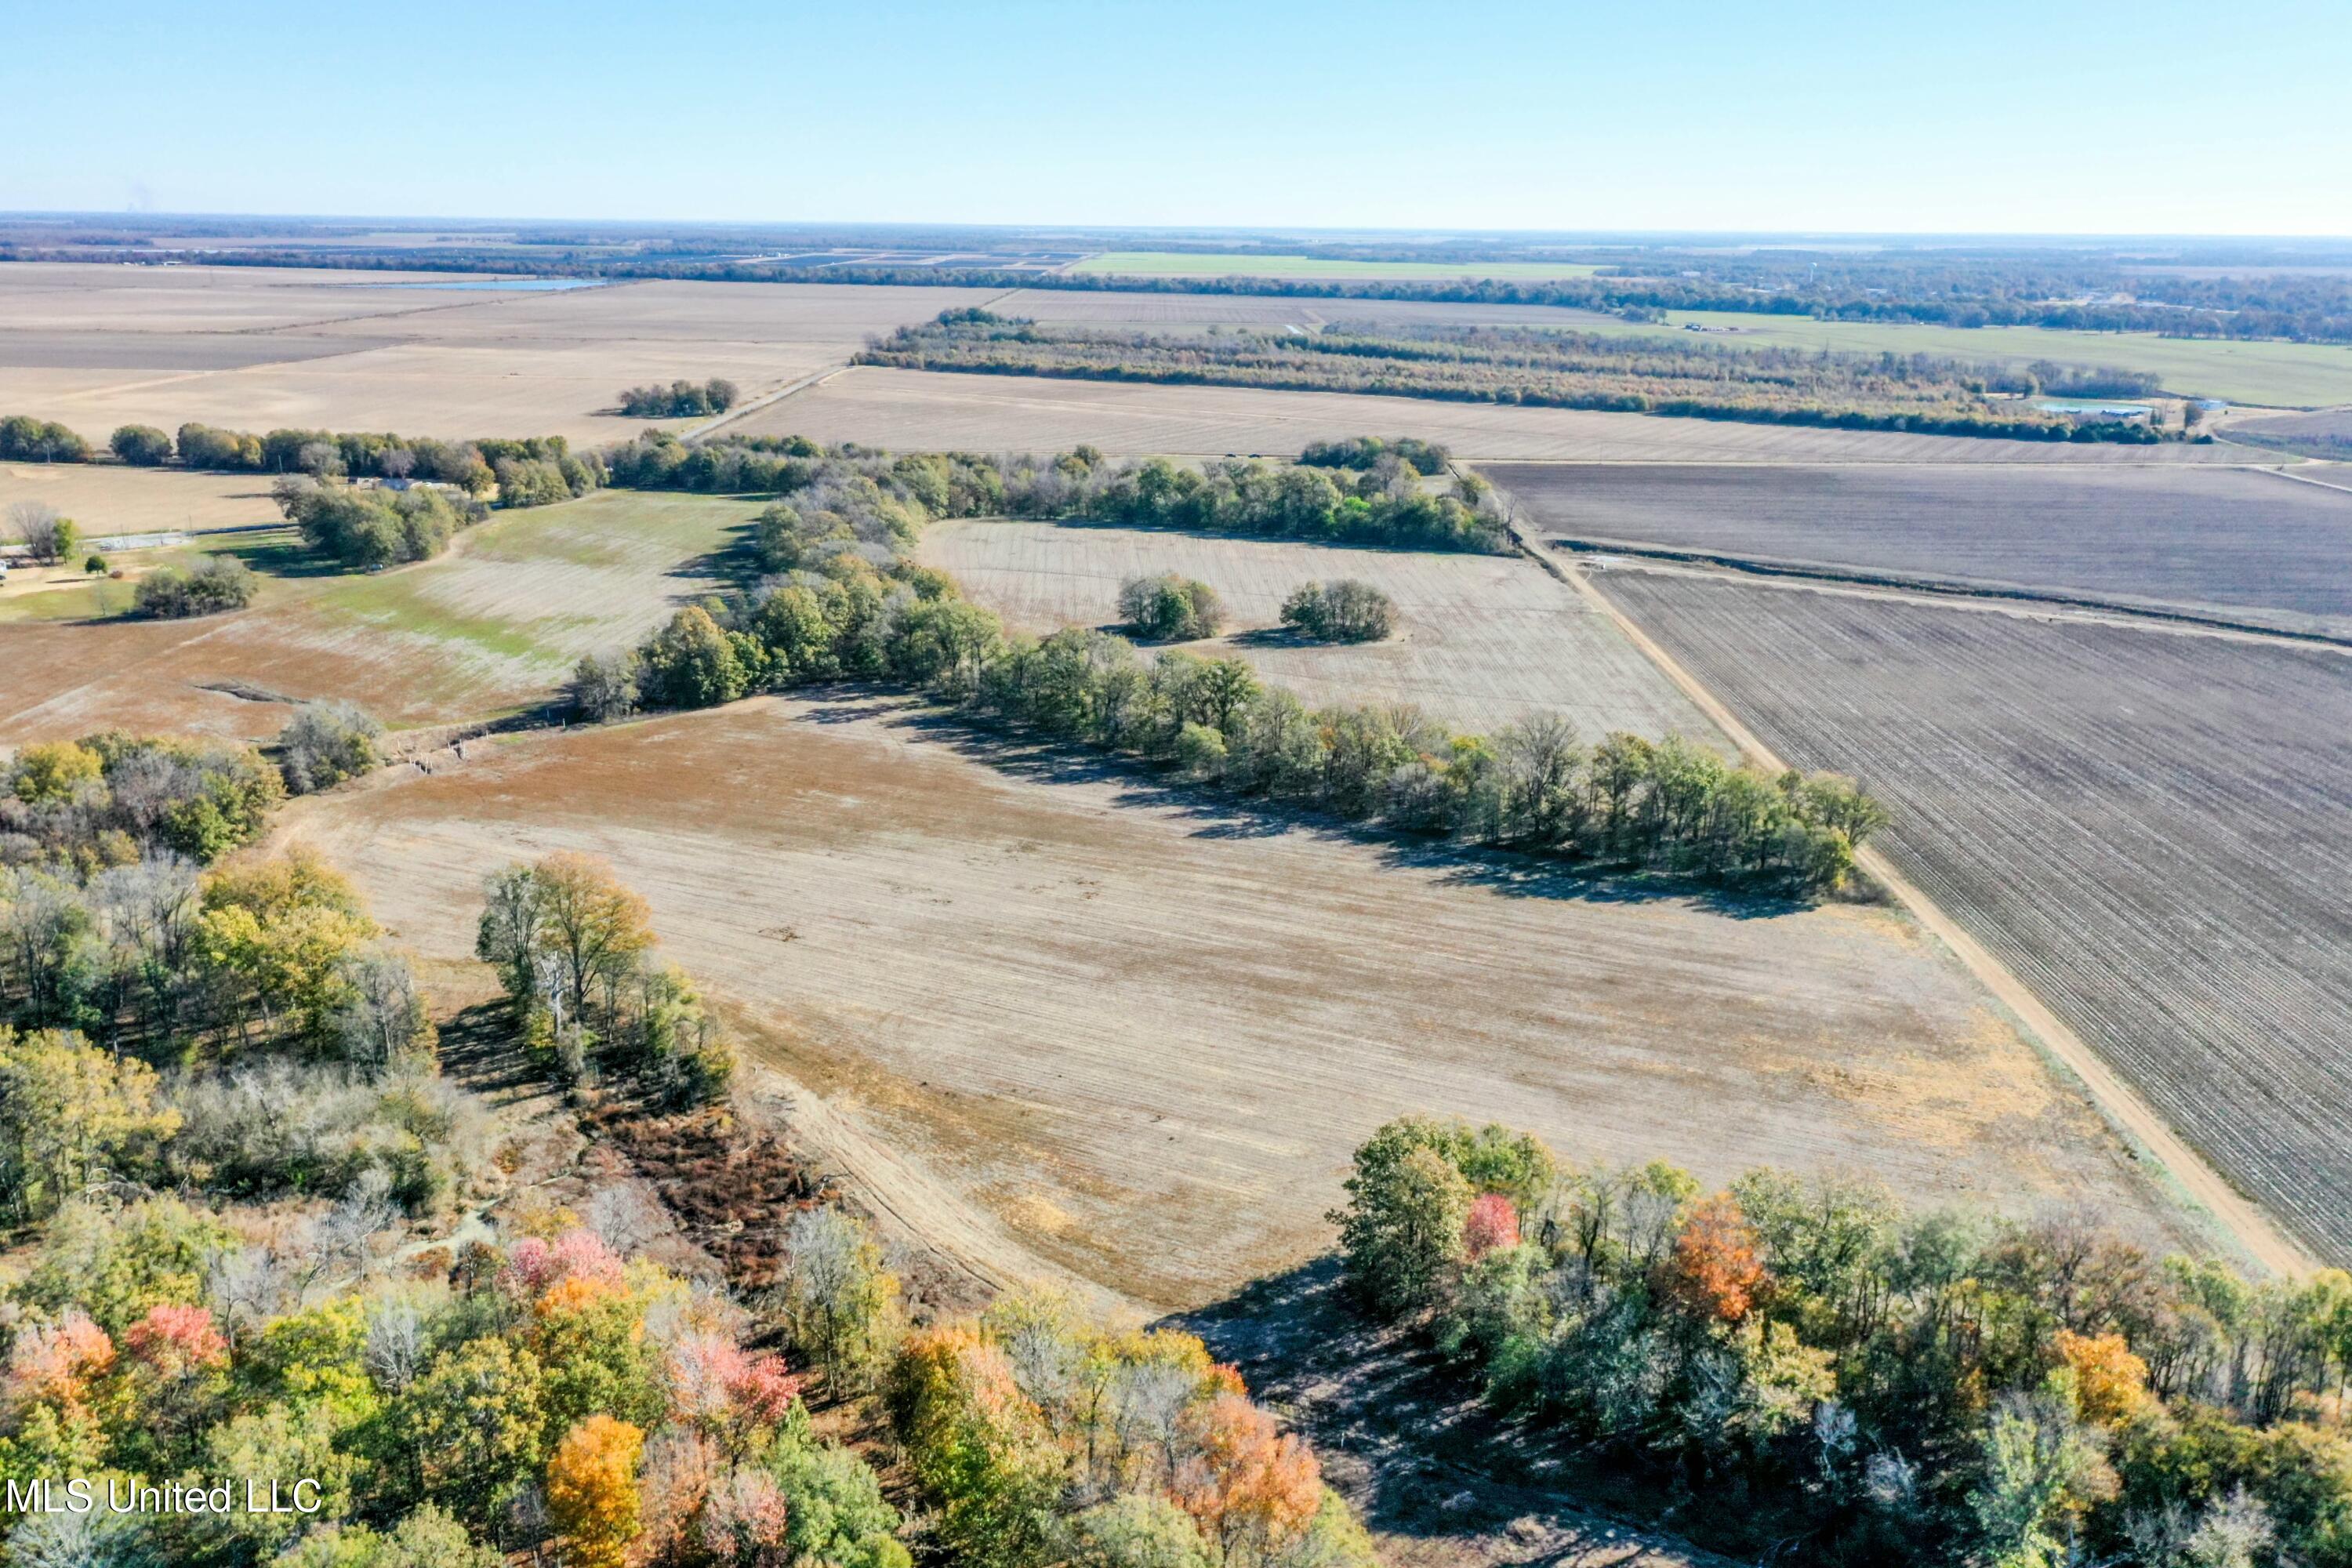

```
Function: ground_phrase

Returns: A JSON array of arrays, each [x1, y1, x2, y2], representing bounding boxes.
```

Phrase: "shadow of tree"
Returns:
[[1163, 1258, 1740, 1565], [797, 694, 1809, 918]]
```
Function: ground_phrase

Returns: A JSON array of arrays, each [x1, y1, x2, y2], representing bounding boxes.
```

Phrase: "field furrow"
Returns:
[[1595, 568, 2352, 1260]]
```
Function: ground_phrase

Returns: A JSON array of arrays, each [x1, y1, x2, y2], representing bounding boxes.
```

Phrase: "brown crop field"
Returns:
[[0, 488, 757, 743], [0, 462, 282, 536], [742, 366, 2246, 463], [0, 264, 996, 442], [281, 695, 2206, 1308], [920, 518, 1719, 736], [1594, 565, 2352, 1261], [1485, 462, 2352, 637]]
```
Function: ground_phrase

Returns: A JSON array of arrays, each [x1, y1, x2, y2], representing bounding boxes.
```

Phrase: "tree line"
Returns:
[[52, 234, 2351, 341], [1334, 1116, 2352, 1566], [857, 313, 2171, 445], [574, 453, 1881, 895], [608, 430, 1513, 553]]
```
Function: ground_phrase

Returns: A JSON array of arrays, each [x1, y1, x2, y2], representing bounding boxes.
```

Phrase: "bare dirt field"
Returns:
[[920, 518, 1719, 737], [0, 489, 756, 743], [283, 695, 2206, 1309], [1484, 462, 2352, 637], [1594, 565, 2352, 1262], [0, 264, 996, 442], [989, 288, 1627, 332], [0, 462, 281, 535], [742, 366, 2247, 463]]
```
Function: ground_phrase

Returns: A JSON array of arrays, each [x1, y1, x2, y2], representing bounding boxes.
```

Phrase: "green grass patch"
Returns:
[[303, 489, 764, 670], [460, 488, 761, 570], [1072, 250, 1602, 281], [0, 577, 136, 623]]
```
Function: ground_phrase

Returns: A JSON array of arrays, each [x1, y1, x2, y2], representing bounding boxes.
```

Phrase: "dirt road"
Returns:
[[1504, 521, 2319, 1276]]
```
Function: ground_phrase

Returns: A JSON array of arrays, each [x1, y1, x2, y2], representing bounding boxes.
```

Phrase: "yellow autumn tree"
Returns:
[[546, 1414, 645, 1568], [2053, 1330, 2153, 1427]]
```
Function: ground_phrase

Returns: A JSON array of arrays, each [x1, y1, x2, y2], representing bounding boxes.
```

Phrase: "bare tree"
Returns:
[[6, 500, 74, 564], [585, 1182, 669, 1258]]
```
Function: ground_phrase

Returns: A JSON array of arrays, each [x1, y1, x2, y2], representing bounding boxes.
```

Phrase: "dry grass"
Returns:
[[919, 518, 1718, 736], [739, 366, 2247, 463], [0, 265, 999, 442], [281, 695, 2205, 1310], [0, 463, 282, 536]]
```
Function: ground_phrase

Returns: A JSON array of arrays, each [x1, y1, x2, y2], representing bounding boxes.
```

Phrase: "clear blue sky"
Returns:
[[5, 0, 2346, 235]]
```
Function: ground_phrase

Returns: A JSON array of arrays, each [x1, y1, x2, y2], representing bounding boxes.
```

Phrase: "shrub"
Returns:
[[1117, 573, 1224, 642], [276, 701, 382, 794], [1280, 579, 1395, 642], [131, 554, 257, 619]]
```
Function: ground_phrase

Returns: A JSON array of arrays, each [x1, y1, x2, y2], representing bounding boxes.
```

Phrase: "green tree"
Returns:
[[392, 1338, 547, 1528], [110, 424, 175, 465], [639, 605, 748, 708], [0, 1026, 179, 1221], [1330, 1120, 1475, 1319]]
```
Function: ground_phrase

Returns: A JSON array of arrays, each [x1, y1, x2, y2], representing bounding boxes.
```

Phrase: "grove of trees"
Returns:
[[1279, 579, 1394, 643], [129, 554, 256, 619], [616, 378, 741, 418], [475, 854, 735, 1108], [1118, 572, 1225, 641], [1334, 1116, 2352, 1566]]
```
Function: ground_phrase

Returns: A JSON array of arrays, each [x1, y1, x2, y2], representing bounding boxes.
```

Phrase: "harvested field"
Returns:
[[989, 288, 1624, 332], [285, 695, 2207, 1308], [0, 463, 281, 536], [744, 367, 2245, 463], [0, 264, 996, 442], [919, 518, 1719, 736], [1595, 567, 2352, 1261], [0, 489, 756, 742], [1485, 462, 2352, 637], [2223, 408, 2352, 460]]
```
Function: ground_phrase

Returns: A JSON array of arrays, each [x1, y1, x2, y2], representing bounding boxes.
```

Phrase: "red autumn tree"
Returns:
[[1461, 1192, 1520, 1261]]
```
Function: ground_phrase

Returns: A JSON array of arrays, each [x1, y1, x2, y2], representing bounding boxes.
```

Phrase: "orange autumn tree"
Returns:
[[546, 1414, 646, 1568], [2053, 1329, 2154, 1427], [1177, 1392, 1323, 1561], [1666, 1192, 1767, 1323], [887, 1297, 1377, 1568]]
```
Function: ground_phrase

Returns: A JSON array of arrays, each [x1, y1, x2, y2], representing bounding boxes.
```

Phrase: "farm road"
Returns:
[[1496, 503, 2320, 1277]]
